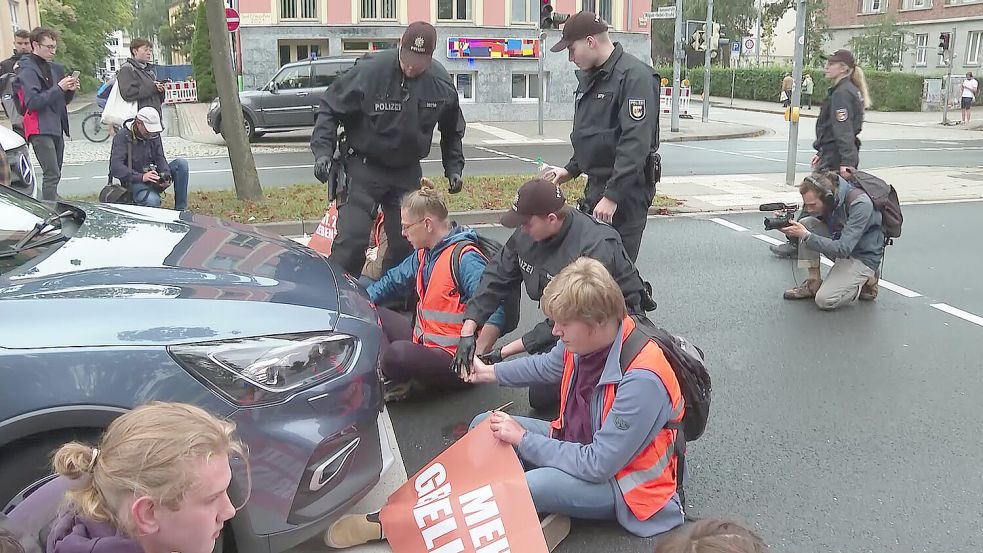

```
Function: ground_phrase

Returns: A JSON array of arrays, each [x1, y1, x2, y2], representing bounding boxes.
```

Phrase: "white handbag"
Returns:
[[100, 82, 138, 127]]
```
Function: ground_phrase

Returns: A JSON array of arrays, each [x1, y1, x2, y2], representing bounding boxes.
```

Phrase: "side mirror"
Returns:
[[268, 81, 279, 93]]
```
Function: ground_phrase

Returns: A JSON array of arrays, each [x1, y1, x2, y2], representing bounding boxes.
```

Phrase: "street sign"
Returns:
[[226, 7, 240, 32], [644, 6, 676, 19], [731, 41, 741, 57], [742, 37, 755, 53]]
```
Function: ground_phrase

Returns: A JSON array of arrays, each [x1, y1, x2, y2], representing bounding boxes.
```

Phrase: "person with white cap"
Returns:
[[109, 106, 189, 210]]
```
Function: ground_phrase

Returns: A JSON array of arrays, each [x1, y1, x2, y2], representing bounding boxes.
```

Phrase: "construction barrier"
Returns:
[[163, 80, 198, 105], [660, 86, 691, 116]]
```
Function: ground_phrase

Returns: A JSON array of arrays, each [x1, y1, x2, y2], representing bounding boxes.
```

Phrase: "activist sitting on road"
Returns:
[[654, 519, 768, 553], [366, 182, 504, 402], [466, 257, 685, 538], [450, 177, 652, 411], [779, 171, 884, 310], [109, 107, 189, 210], [44, 402, 244, 553]]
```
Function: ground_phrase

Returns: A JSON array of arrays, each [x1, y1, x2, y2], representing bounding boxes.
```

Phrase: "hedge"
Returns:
[[658, 66, 925, 112]]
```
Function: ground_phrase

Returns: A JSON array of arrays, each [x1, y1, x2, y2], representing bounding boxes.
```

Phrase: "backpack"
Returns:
[[448, 233, 521, 335], [0, 72, 24, 129], [846, 171, 903, 243], [99, 134, 134, 205]]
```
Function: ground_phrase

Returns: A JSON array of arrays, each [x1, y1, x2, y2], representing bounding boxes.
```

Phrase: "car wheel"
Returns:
[[242, 115, 255, 141], [0, 429, 100, 515]]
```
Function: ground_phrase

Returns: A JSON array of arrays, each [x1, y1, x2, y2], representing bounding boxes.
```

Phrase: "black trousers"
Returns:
[[583, 177, 654, 262], [377, 307, 468, 392], [328, 157, 422, 277]]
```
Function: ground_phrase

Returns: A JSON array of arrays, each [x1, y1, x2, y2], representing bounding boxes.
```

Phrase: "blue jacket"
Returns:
[[494, 319, 684, 537], [802, 176, 884, 271], [16, 54, 72, 139], [368, 226, 506, 329]]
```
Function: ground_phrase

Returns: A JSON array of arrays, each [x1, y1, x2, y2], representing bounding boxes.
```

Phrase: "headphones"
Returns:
[[804, 174, 835, 208]]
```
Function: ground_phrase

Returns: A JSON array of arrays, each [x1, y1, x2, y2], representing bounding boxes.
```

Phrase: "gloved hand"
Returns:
[[478, 348, 503, 365], [314, 156, 332, 184], [451, 334, 477, 379], [448, 174, 464, 194]]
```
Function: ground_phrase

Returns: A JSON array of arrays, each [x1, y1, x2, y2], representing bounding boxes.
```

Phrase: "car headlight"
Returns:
[[169, 332, 358, 407]]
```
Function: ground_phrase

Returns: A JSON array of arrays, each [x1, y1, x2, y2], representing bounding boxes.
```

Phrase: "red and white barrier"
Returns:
[[163, 80, 198, 104], [660, 86, 691, 115]]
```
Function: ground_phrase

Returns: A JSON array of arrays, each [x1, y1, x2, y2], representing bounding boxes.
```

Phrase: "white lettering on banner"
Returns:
[[459, 485, 500, 526], [415, 463, 447, 496]]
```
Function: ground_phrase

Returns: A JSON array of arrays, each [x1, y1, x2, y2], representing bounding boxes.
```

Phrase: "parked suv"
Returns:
[[207, 56, 357, 141]]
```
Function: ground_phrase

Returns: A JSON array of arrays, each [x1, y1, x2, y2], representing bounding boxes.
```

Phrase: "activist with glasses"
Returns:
[[44, 402, 245, 553]]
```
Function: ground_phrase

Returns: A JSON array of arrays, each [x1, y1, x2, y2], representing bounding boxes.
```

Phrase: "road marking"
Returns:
[[671, 142, 812, 167], [709, 217, 748, 232], [879, 280, 922, 298], [474, 145, 537, 164], [930, 141, 961, 145], [931, 303, 983, 327], [752, 234, 785, 246], [468, 123, 564, 144]]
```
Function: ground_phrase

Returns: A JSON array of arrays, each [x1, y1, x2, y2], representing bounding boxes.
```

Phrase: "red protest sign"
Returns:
[[381, 418, 548, 553]]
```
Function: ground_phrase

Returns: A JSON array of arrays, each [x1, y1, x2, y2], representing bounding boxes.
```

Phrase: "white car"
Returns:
[[0, 124, 37, 199]]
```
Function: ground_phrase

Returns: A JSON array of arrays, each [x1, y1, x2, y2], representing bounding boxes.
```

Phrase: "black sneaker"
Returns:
[[770, 240, 798, 258]]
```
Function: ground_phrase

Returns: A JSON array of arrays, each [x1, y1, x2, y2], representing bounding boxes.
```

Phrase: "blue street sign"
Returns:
[[731, 41, 740, 53]]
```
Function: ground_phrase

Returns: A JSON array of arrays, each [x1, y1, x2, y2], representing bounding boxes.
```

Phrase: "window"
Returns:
[[902, 0, 931, 7], [968, 31, 982, 65], [437, 0, 471, 21], [108, 37, 119, 46], [582, 0, 613, 23], [342, 39, 399, 53], [281, 0, 317, 20], [278, 40, 328, 64], [272, 65, 311, 89], [312, 63, 347, 87], [511, 0, 538, 23], [8, 0, 18, 35], [450, 72, 476, 102], [916, 33, 928, 65], [228, 235, 263, 249], [857, 0, 884, 12], [361, 0, 396, 20], [512, 73, 545, 101]]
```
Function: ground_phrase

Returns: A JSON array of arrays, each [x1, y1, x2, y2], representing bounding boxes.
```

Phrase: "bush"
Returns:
[[668, 65, 925, 112], [190, 1, 217, 102]]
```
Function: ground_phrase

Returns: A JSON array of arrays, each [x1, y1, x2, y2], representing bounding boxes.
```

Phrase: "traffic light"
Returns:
[[692, 28, 706, 51], [539, 0, 568, 29], [939, 32, 951, 55]]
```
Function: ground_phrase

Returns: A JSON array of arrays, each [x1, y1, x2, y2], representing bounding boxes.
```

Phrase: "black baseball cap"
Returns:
[[400, 21, 437, 71], [500, 178, 567, 228], [823, 49, 856, 69], [550, 11, 610, 52]]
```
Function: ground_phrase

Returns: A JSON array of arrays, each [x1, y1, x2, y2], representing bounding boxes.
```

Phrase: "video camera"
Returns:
[[759, 202, 798, 230]]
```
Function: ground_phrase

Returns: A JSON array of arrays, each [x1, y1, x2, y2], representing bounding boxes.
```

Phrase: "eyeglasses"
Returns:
[[401, 219, 426, 232], [38, 43, 57, 52]]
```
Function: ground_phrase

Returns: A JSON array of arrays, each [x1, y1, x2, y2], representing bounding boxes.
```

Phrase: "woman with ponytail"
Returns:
[[812, 48, 869, 179], [46, 402, 247, 553]]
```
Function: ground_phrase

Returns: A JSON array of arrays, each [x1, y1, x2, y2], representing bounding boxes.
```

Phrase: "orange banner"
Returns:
[[380, 419, 548, 553], [307, 202, 339, 256]]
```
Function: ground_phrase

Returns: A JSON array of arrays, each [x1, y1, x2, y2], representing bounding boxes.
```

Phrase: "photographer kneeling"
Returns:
[[110, 107, 189, 210], [779, 172, 883, 310]]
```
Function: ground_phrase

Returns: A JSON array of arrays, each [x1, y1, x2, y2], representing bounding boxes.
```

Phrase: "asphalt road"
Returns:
[[384, 201, 983, 553], [58, 136, 983, 196]]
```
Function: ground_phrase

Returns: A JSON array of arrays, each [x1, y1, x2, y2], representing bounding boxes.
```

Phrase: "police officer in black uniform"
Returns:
[[450, 178, 650, 410], [311, 21, 467, 277], [540, 11, 659, 263]]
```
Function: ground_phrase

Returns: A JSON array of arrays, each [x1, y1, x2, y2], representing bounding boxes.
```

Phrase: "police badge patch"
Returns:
[[628, 98, 646, 121], [835, 108, 848, 122]]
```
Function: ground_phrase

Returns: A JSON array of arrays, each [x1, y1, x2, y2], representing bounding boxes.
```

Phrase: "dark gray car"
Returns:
[[0, 188, 389, 553], [207, 57, 357, 140]]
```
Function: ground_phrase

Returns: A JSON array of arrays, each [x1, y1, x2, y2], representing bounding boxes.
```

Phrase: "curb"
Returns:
[[710, 102, 819, 120]]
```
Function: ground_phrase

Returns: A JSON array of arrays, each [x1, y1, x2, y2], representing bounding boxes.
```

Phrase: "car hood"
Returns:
[[0, 203, 344, 343], [0, 124, 27, 150]]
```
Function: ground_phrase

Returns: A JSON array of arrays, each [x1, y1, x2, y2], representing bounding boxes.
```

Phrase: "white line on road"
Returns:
[[879, 280, 922, 298], [930, 303, 983, 327], [709, 217, 749, 232], [752, 234, 785, 246], [670, 142, 812, 167], [473, 145, 537, 164]]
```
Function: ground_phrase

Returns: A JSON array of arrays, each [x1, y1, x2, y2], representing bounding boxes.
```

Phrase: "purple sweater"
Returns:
[[46, 513, 143, 553]]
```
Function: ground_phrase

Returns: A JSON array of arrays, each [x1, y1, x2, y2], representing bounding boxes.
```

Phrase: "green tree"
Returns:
[[158, 1, 196, 64], [650, 0, 756, 66], [760, 0, 830, 67], [130, 0, 171, 40], [848, 15, 905, 71], [40, 0, 133, 78], [190, 1, 217, 101]]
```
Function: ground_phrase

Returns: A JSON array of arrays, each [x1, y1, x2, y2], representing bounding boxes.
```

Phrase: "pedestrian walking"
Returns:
[[17, 27, 77, 201], [310, 21, 466, 279], [960, 72, 978, 124], [781, 72, 793, 107], [0, 30, 31, 75], [116, 37, 165, 114], [803, 73, 814, 110], [539, 11, 659, 262]]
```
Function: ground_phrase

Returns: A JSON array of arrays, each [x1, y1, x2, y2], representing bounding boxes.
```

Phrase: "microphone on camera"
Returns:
[[758, 202, 790, 212]]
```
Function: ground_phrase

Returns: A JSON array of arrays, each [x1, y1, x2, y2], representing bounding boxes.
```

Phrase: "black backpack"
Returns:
[[847, 171, 903, 243], [448, 233, 521, 335]]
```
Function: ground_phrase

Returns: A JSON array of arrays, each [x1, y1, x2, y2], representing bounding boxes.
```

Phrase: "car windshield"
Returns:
[[272, 65, 311, 90], [0, 186, 61, 274]]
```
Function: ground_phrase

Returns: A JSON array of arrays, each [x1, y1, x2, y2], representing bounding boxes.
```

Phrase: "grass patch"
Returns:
[[72, 175, 680, 224]]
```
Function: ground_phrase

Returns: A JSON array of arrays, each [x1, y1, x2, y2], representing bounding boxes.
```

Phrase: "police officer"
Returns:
[[449, 178, 650, 410], [771, 49, 868, 258], [311, 21, 467, 277], [540, 11, 659, 262]]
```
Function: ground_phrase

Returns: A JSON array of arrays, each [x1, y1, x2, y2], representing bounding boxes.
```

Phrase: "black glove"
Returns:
[[641, 280, 658, 312], [314, 156, 332, 184], [448, 174, 463, 194], [451, 334, 477, 379], [478, 348, 503, 365]]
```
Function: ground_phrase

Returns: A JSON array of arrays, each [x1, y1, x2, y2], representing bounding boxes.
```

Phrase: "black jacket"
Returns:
[[311, 49, 466, 177], [117, 58, 164, 114], [813, 77, 864, 170], [109, 121, 170, 186], [0, 52, 23, 76], [16, 54, 72, 138], [463, 209, 647, 353], [564, 44, 659, 204]]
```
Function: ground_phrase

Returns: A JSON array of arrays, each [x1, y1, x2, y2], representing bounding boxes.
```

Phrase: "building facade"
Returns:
[[0, 0, 40, 61], [825, 0, 983, 75], [235, 0, 653, 121]]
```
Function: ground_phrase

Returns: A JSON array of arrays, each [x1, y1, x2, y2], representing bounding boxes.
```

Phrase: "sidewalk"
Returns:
[[174, 102, 767, 148]]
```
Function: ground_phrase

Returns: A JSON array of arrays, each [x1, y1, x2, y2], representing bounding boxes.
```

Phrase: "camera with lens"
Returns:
[[759, 202, 798, 230]]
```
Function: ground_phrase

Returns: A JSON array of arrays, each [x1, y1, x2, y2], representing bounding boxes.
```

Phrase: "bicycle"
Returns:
[[81, 111, 111, 142]]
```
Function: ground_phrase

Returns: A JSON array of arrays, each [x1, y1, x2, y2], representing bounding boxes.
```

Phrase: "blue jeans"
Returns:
[[131, 158, 189, 210], [469, 412, 617, 520]]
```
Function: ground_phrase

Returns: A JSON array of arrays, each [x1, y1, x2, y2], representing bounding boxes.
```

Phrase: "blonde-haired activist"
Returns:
[[46, 402, 246, 553]]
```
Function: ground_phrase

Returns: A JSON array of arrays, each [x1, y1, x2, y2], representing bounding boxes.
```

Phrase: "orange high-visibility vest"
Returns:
[[550, 316, 684, 521], [412, 244, 480, 355]]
